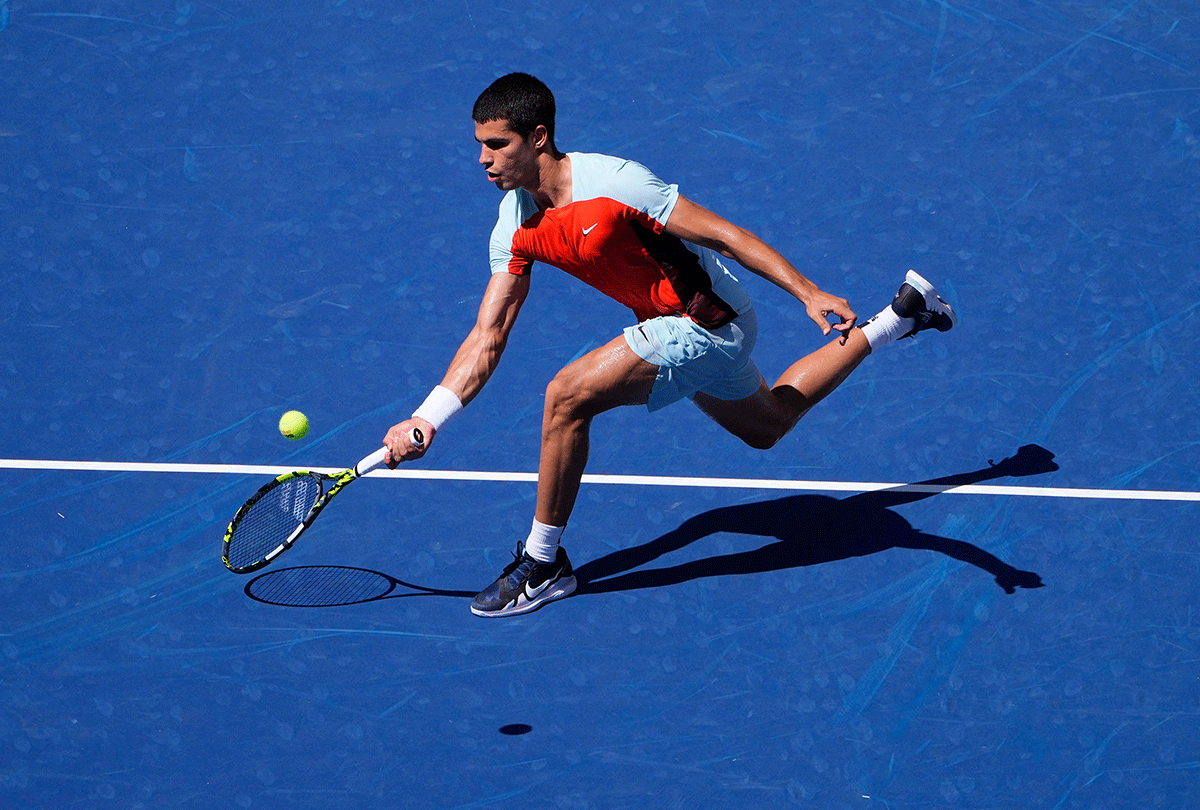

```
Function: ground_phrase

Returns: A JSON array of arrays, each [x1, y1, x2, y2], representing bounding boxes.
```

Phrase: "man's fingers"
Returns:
[[382, 427, 426, 468]]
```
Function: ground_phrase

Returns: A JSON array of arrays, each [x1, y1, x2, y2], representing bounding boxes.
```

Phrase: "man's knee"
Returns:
[[543, 369, 589, 423], [739, 424, 785, 451]]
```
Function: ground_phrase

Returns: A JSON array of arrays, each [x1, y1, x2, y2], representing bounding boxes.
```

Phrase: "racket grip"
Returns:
[[355, 446, 389, 476]]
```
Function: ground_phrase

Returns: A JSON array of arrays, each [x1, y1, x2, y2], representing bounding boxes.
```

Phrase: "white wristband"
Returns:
[[412, 385, 463, 433]]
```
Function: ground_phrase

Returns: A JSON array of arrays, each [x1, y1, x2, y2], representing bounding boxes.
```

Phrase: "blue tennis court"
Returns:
[[3, 1, 1199, 807]]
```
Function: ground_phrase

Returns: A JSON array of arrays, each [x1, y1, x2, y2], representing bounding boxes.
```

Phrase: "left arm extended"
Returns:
[[664, 195, 856, 335]]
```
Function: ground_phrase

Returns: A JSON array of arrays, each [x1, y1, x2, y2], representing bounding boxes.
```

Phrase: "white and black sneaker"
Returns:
[[892, 270, 957, 338], [470, 543, 577, 618]]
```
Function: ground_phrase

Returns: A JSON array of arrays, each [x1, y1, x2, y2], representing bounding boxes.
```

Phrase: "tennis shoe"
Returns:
[[471, 543, 576, 618], [891, 270, 957, 338]]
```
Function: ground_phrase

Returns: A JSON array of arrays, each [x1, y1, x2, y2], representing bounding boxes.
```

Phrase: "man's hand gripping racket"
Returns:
[[222, 428, 424, 574]]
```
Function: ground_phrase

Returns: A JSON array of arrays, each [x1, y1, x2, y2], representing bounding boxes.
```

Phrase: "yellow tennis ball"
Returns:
[[279, 410, 309, 440]]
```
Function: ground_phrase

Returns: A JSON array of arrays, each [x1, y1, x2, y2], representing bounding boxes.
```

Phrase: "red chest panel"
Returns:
[[506, 197, 685, 321]]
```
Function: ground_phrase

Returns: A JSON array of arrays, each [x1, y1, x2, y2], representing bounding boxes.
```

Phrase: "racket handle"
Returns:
[[354, 429, 425, 476], [355, 446, 389, 476]]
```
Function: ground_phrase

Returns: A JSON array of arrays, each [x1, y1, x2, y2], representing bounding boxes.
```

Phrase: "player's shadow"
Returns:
[[575, 445, 1056, 595]]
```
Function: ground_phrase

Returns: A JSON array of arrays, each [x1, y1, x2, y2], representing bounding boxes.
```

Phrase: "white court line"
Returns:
[[1, 458, 1198, 502]]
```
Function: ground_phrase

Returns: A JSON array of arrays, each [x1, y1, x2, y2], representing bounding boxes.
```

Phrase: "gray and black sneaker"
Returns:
[[470, 543, 577, 618], [892, 270, 957, 338]]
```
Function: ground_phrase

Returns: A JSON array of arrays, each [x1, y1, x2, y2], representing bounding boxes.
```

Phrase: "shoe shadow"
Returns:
[[575, 445, 1056, 596]]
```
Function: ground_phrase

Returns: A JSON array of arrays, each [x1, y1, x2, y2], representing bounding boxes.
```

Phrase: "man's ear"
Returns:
[[530, 124, 551, 152]]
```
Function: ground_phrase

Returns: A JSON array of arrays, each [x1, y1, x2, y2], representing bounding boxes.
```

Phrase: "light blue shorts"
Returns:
[[623, 307, 763, 412]]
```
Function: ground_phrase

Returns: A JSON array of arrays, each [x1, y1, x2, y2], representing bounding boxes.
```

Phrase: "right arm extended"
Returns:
[[383, 271, 531, 465]]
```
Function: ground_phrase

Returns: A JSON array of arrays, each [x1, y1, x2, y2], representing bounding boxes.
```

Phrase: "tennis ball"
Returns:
[[279, 410, 309, 440]]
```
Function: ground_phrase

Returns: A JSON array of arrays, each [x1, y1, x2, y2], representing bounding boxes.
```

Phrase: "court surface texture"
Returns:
[[3, 1, 1200, 808]]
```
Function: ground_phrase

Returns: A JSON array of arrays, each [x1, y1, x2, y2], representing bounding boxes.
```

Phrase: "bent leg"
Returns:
[[694, 327, 871, 448], [537, 335, 660, 526]]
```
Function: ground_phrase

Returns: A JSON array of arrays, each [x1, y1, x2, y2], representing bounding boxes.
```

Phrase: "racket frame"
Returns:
[[222, 468, 343, 573], [221, 441, 409, 573]]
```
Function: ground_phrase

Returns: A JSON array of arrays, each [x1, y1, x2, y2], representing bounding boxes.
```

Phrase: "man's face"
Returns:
[[475, 119, 540, 191]]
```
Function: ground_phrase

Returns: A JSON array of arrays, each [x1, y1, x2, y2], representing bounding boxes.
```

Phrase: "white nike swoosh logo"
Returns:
[[582, 223, 598, 236], [525, 576, 555, 600]]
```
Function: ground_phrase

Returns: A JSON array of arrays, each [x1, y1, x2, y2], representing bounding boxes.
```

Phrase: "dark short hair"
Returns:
[[473, 73, 557, 146]]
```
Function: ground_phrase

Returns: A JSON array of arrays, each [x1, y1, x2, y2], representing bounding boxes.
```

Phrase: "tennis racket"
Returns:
[[222, 428, 422, 574]]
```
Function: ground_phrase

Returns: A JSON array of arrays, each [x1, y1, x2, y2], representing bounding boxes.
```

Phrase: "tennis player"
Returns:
[[383, 73, 956, 617]]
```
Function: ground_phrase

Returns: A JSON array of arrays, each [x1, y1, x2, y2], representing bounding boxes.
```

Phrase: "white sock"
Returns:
[[859, 305, 914, 351], [524, 519, 565, 563]]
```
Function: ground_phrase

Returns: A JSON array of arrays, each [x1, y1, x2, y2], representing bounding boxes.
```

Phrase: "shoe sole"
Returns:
[[901, 270, 957, 331], [470, 575, 577, 618]]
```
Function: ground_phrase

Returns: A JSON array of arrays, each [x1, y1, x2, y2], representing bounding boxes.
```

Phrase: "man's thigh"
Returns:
[[692, 382, 789, 449], [549, 334, 660, 416]]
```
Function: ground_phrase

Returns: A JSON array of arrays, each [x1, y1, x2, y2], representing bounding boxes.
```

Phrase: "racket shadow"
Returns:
[[245, 565, 475, 608], [575, 445, 1057, 597]]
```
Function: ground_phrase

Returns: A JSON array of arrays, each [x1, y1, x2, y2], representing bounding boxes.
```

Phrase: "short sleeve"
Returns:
[[571, 153, 680, 232], [488, 189, 540, 275]]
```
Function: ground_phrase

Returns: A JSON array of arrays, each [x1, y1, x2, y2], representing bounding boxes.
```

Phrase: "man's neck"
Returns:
[[528, 152, 571, 210]]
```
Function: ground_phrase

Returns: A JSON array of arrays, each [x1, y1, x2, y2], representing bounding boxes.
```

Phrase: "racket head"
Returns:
[[222, 471, 327, 573]]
